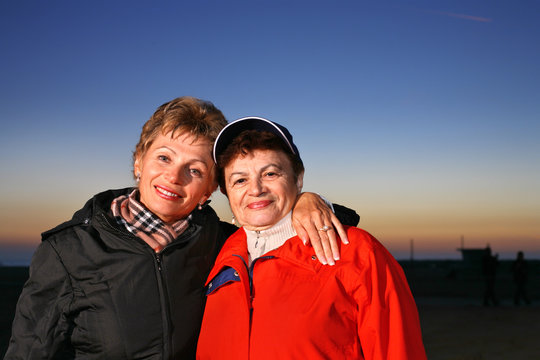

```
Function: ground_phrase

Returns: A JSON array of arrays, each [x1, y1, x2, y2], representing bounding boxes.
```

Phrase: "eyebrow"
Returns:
[[155, 145, 176, 155], [155, 146, 210, 169], [228, 163, 283, 180]]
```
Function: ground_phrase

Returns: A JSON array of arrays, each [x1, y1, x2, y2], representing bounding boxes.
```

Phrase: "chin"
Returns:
[[155, 207, 190, 222], [246, 217, 279, 229]]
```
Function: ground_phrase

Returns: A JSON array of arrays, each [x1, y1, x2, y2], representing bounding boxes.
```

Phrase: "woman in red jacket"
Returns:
[[197, 117, 427, 359]]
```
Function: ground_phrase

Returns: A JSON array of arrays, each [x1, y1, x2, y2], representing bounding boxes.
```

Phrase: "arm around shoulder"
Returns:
[[332, 203, 360, 227]]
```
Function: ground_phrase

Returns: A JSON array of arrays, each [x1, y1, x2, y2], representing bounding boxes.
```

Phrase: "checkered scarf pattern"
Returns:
[[111, 189, 190, 252]]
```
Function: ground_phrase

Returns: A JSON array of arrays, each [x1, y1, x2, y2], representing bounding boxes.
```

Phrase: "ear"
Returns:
[[199, 193, 211, 206], [205, 177, 218, 199], [133, 157, 142, 179], [200, 182, 218, 205], [296, 171, 304, 193]]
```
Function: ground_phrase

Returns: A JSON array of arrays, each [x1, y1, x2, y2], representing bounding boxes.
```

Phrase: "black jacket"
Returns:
[[4, 188, 236, 359]]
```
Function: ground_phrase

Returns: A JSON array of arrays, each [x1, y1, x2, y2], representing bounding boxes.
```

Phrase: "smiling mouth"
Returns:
[[248, 200, 272, 209], [155, 186, 181, 198]]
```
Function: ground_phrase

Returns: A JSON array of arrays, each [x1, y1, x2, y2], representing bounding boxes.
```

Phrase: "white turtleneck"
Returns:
[[244, 212, 297, 265]]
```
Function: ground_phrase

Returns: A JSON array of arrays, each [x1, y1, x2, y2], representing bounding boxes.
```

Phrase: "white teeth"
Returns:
[[156, 187, 178, 197]]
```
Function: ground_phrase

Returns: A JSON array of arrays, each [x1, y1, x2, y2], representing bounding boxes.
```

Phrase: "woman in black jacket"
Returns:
[[4, 96, 356, 359]]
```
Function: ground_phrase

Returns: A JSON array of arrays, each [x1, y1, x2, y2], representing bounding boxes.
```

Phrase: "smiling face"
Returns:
[[224, 149, 303, 231], [134, 131, 216, 223]]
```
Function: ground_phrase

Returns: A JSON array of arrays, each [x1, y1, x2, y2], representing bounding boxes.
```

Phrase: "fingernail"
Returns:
[[334, 255, 340, 261]]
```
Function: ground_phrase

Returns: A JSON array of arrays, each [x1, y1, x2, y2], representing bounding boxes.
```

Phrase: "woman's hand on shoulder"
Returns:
[[291, 192, 349, 265]]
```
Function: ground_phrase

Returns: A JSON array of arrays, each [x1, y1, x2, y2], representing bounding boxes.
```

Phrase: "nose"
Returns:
[[247, 178, 265, 196], [164, 166, 188, 185]]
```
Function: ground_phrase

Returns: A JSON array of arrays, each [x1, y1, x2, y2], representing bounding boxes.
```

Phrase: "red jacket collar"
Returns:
[[207, 227, 329, 285]]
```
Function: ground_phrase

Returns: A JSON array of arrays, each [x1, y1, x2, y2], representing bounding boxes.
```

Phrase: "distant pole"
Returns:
[[410, 238, 414, 263]]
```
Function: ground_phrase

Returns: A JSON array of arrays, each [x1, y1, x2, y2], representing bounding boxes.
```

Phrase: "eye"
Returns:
[[190, 168, 202, 177], [233, 178, 246, 186], [264, 171, 279, 178], [157, 155, 169, 162]]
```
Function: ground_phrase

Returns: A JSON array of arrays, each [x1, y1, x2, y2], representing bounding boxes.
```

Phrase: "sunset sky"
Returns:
[[1, 0, 539, 265]]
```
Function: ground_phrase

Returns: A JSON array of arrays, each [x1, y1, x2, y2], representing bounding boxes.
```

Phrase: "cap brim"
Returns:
[[213, 117, 298, 164]]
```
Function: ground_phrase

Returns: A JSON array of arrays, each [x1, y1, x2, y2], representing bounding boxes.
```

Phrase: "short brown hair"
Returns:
[[217, 130, 305, 192], [133, 96, 227, 178]]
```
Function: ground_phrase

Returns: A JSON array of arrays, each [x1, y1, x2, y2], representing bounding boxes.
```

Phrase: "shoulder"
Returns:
[[41, 187, 132, 242], [191, 204, 221, 227], [218, 227, 246, 252], [341, 226, 399, 266], [214, 228, 247, 261], [337, 227, 409, 296], [192, 205, 235, 236], [218, 221, 239, 237], [191, 204, 239, 246], [344, 226, 379, 252]]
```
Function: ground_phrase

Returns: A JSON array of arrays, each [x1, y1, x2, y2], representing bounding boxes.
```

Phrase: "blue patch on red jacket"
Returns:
[[206, 267, 240, 295]]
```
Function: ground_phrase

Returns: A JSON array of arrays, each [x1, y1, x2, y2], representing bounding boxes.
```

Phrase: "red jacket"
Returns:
[[197, 226, 426, 360]]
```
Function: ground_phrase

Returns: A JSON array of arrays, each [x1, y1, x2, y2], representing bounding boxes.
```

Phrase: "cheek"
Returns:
[[279, 182, 298, 201], [282, 194, 297, 211], [184, 183, 204, 199], [226, 190, 243, 212], [140, 163, 158, 181], [200, 177, 217, 196], [228, 192, 240, 207]]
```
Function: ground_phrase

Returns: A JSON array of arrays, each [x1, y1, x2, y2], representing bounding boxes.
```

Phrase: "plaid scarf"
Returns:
[[111, 189, 190, 252]]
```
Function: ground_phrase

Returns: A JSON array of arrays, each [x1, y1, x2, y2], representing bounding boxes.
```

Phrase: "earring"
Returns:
[[198, 198, 211, 210], [136, 173, 141, 183], [231, 215, 236, 225]]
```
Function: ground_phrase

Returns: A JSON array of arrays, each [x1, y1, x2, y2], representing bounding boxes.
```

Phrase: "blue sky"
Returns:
[[1, 0, 539, 264]]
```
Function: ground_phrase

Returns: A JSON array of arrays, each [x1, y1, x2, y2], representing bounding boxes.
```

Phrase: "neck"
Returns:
[[244, 212, 296, 264]]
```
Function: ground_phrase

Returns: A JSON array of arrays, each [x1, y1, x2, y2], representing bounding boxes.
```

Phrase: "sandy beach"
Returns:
[[418, 299, 540, 359]]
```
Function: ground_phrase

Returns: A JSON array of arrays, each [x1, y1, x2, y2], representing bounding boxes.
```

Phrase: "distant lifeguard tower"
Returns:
[[457, 236, 487, 266]]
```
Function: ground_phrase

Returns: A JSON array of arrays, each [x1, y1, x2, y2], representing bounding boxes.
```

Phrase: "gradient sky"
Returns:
[[1, 0, 539, 265]]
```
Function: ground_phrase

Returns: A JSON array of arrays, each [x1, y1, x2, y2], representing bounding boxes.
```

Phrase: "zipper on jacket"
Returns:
[[153, 248, 172, 359], [155, 229, 201, 359], [98, 206, 201, 359], [155, 252, 163, 271], [245, 255, 274, 356]]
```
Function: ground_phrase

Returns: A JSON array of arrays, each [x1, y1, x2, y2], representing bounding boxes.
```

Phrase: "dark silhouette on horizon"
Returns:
[[482, 246, 499, 306], [512, 251, 531, 306]]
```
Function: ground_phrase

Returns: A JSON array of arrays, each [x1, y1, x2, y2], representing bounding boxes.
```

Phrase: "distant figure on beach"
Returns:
[[482, 246, 499, 306], [512, 251, 531, 306]]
